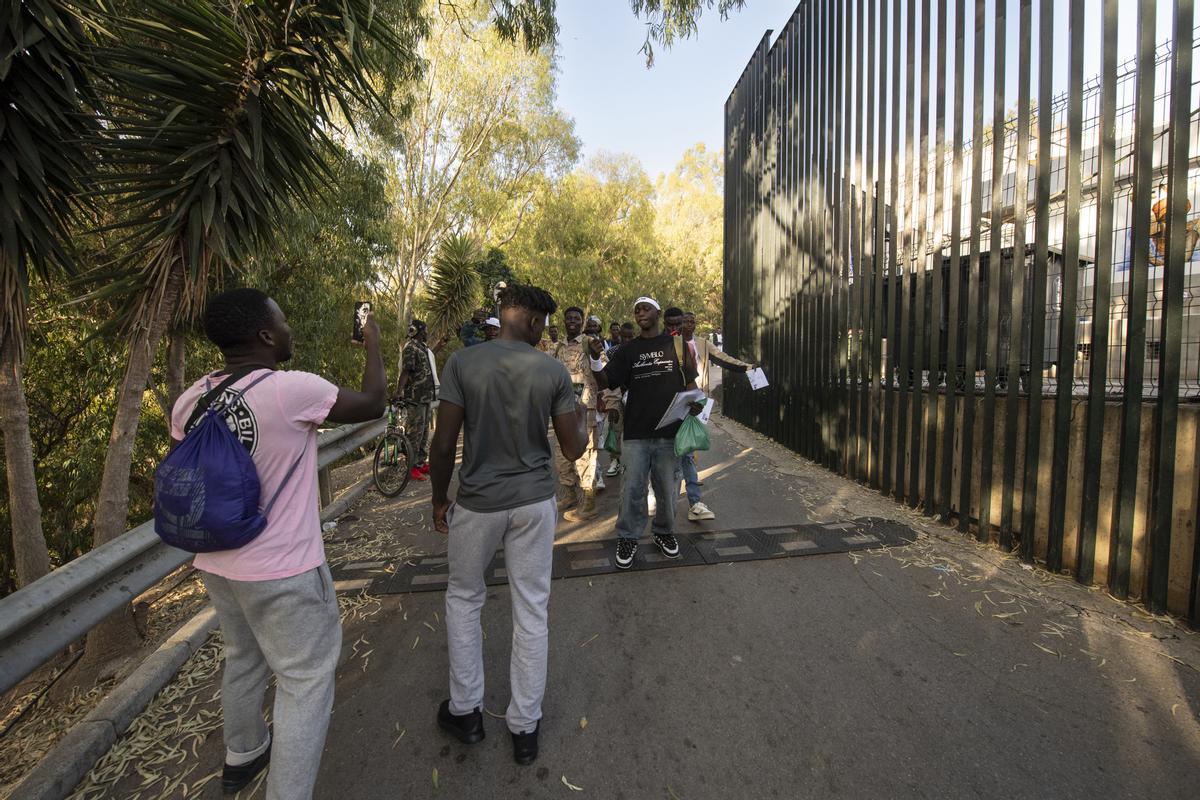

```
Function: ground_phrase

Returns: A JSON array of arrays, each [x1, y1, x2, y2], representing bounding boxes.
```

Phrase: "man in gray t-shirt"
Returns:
[[437, 339, 576, 511], [429, 284, 587, 766]]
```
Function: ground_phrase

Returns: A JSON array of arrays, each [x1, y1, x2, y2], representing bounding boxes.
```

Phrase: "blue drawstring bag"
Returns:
[[154, 369, 298, 553]]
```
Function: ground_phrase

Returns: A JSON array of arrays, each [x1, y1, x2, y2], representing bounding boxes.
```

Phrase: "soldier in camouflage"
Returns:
[[395, 320, 437, 482], [552, 306, 603, 521]]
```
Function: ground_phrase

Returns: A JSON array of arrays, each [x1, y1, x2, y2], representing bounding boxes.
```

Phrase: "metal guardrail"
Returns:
[[0, 417, 385, 695]]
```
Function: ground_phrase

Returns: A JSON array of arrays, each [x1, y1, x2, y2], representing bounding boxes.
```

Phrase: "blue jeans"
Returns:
[[616, 437, 677, 541], [679, 452, 701, 505]]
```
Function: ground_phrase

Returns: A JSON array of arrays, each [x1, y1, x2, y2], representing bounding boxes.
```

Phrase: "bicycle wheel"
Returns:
[[373, 433, 411, 497]]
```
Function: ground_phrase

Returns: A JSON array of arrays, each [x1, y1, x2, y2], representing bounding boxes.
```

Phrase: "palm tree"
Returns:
[[424, 234, 483, 340], [0, 1, 100, 588], [80, 0, 424, 664]]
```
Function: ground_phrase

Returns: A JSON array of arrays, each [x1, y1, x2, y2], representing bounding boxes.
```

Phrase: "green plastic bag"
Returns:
[[674, 413, 711, 458], [603, 423, 621, 455]]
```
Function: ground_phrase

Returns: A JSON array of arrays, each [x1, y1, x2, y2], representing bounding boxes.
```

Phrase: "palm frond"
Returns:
[[0, 0, 101, 352], [84, 0, 425, 329], [425, 233, 481, 337]]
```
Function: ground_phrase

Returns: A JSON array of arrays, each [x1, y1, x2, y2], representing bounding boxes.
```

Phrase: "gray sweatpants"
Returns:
[[445, 497, 557, 734], [201, 563, 341, 800]]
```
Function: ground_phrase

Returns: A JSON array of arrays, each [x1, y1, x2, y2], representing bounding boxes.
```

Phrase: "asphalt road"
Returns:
[[68, 416, 1200, 800]]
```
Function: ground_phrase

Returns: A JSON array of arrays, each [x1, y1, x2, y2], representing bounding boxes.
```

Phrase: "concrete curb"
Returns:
[[13, 606, 218, 800], [323, 472, 374, 522], [13, 467, 375, 800]]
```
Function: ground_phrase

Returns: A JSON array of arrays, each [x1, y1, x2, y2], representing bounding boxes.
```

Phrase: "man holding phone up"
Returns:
[[429, 284, 588, 765], [172, 289, 386, 798]]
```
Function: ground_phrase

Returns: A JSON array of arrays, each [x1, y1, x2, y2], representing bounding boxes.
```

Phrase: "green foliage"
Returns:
[[509, 146, 723, 331], [373, 5, 578, 324], [484, 1, 559, 50], [243, 148, 398, 387], [0, 0, 101, 348], [630, 0, 749, 65], [424, 235, 483, 339], [0, 146, 396, 592], [654, 143, 724, 322], [83, 0, 424, 327], [0, 285, 168, 593], [477, 247, 516, 307]]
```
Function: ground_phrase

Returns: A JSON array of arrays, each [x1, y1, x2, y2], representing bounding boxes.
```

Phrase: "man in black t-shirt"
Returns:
[[589, 297, 700, 569]]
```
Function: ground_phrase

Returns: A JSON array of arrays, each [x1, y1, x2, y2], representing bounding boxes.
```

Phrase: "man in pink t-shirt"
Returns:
[[170, 288, 385, 799]]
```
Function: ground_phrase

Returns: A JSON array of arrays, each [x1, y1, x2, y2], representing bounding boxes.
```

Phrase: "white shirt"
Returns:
[[426, 346, 440, 389]]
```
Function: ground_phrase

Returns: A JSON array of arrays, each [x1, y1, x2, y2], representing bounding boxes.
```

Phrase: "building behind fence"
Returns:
[[722, 0, 1200, 623]]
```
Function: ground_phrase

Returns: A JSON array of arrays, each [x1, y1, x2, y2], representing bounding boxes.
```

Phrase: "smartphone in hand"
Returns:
[[353, 301, 372, 343]]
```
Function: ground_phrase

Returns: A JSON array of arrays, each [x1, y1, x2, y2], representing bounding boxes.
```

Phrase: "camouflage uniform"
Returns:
[[552, 335, 600, 494], [400, 338, 435, 463]]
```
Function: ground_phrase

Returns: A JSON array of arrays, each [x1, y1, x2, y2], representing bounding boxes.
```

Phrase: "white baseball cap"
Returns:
[[633, 296, 661, 311], [485, 316, 500, 327]]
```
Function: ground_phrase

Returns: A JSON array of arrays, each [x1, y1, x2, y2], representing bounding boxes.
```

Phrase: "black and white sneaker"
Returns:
[[615, 538, 638, 569], [653, 533, 681, 559]]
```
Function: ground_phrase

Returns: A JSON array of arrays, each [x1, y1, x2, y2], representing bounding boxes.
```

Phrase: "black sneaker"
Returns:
[[438, 699, 485, 744], [615, 538, 638, 569], [654, 533, 681, 559], [222, 745, 270, 795], [511, 721, 540, 765]]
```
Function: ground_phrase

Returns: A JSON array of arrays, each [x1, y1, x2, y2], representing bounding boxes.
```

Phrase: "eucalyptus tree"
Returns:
[[510, 147, 724, 328], [631, 0, 751, 64], [0, 1, 100, 588], [375, 4, 577, 336]]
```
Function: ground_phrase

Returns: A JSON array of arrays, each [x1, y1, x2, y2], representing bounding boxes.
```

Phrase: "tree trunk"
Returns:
[[83, 266, 184, 667], [396, 279, 410, 378], [165, 326, 186, 415], [0, 332, 51, 588]]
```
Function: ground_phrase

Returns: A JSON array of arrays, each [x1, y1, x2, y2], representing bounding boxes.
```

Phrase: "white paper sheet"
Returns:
[[747, 368, 769, 391], [655, 388, 707, 430], [697, 397, 714, 426]]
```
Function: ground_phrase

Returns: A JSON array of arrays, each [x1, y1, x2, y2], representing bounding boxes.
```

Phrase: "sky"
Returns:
[[553, 1, 786, 180], [552, 1, 1180, 181]]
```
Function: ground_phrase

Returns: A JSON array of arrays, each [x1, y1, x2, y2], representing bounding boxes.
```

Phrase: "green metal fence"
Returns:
[[723, 0, 1200, 622]]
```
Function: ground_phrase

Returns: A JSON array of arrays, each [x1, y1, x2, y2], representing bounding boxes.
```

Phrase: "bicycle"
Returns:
[[373, 400, 419, 497]]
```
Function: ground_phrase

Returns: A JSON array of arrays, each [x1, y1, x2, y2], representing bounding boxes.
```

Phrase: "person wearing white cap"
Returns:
[[588, 297, 702, 569], [483, 316, 500, 341]]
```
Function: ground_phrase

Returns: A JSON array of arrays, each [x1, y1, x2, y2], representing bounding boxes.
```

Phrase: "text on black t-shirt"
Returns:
[[601, 333, 698, 440]]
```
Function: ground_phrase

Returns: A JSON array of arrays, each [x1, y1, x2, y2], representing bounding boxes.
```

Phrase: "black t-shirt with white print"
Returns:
[[601, 333, 698, 440]]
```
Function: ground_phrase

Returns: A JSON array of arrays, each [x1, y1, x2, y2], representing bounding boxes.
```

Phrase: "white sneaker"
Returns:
[[605, 461, 622, 477], [647, 491, 657, 516], [688, 502, 715, 522], [595, 474, 606, 491]]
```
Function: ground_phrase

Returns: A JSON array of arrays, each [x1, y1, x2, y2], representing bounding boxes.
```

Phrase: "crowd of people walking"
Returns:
[[160, 283, 755, 798]]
